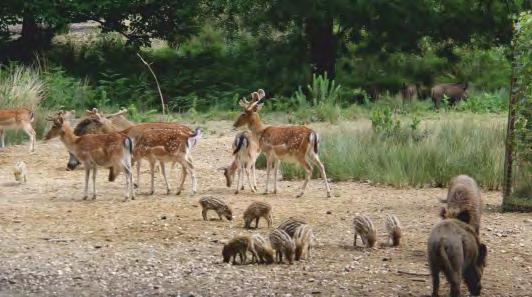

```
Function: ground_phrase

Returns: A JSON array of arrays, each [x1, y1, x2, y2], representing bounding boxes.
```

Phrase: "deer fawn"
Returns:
[[233, 89, 331, 198], [221, 131, 260, 194], [0, 108, 36, 152], [132, 127, 201, 195], [45, 112, 135, 201], [122, 122, 195, 194]]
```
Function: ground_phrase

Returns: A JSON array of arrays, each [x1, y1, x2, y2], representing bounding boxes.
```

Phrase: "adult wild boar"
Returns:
[[431, 83, 468, 109], [428, 219, 487, 297]]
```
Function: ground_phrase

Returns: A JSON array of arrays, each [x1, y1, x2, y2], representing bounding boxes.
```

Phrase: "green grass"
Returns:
[[279, 117, 505, 190]]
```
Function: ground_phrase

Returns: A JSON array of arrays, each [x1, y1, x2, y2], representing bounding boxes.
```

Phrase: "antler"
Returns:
[[238, 89, 266, 111], [46, 110, 65, 121], [104, 108, 128, 119], [257, 89, 266, 100]]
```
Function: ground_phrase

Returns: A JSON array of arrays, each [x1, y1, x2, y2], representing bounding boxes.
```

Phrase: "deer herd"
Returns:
[[1, 89, 489, 297]]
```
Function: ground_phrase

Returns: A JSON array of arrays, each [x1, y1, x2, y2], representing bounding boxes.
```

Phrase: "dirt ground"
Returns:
[[0, 121, 531, 297]]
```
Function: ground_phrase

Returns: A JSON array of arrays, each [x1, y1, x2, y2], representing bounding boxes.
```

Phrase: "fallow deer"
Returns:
[[45, 112, 135, 201], [233, 89, 331, 198], [132, 126, 201, 195], [221, 131, 260, 194], [0, 108, 36, 152], [66, 109, 132, 170], [121, 122, 195, 194]]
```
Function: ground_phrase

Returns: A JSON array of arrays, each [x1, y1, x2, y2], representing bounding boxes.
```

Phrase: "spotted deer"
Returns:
[[132, 126, 201, 195], [0, 108, 36, 152], [122, 122, 195, 193], [66, 108, 134, 171], [45, 112, 135, 200], [221, 131, 260, 194], [233, 89, 331, 198]]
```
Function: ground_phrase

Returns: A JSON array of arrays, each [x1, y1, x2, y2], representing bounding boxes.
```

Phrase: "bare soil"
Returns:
[[0, 121, 531, 297]]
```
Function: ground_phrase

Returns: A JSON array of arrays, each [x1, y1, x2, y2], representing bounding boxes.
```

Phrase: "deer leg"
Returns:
[[159, 162, 171, 194], [273, 160, 280, 194], [92, 165, 97, 199], [186, 157, 197, 195], [23, 123, 36, 152], [296, 157, 312, 198], [0, 128, 4, 147], [309, 153, 331, 198], [125, 156, 134, 201], [235, 165, 242, 194], [245, 166, 255, 193], [83, 166, 90, 200], [176, 163, 187, 195], [135, 159, 141, 192], [149, 161, 155, 195], [264, 157, 272, 194], [240, 164, 245, 190], [251, 163, 258, 191]]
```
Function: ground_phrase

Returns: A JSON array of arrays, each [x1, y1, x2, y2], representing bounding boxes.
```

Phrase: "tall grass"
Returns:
[[0, 64, 48, 144], [0, 64, 44, 109], [281, 118, 505, 190]]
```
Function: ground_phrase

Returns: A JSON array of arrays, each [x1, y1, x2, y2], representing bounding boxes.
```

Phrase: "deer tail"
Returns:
[[233, 134, 248, 155], [309, 132, 319, 154], [187, 127, 202, 149]]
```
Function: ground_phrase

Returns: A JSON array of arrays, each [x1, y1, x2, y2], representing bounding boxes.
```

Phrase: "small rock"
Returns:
[[161, 215, 167, 220], [326, 211, 332, 215]]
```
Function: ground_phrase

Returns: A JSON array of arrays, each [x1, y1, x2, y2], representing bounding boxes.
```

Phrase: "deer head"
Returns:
[[233, 89, 266, 129], [45, 112, 66, 140]]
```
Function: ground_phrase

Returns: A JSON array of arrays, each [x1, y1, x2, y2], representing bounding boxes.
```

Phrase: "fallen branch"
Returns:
[[136, 52, 166, 117], [397, 270, 430, 277]]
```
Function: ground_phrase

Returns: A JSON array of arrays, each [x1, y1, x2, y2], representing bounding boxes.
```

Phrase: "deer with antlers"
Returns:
[[234, 89, 331, 198], [0, 108, 36, 152], [45, 112, 135, 201]]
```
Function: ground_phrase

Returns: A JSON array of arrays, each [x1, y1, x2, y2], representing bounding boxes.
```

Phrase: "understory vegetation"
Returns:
[[276, 116, 505, 190]]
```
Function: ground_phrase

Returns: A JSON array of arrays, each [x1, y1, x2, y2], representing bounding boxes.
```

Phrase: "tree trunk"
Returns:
[[18, 11, 54, 62], [19, 13, 39, 61], [305, 16, 335, 79]]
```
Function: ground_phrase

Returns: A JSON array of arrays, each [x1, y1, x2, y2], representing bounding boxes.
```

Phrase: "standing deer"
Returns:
[[66, 108, 134, 170], [122, 122, 196, 193], [0, 108, 36, 152], [132, 127, 201, 195], [221, 131, 260, 194], [45, 112, 135, 201], [234, 89, 331, 198]]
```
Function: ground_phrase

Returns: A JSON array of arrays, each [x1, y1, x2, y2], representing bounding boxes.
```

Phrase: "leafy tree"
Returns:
[[215, 0, 526, 79]]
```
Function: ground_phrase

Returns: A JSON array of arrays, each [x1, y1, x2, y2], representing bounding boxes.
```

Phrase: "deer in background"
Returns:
[[45, 112, 135, 201], [0, 108, 36, 152], [221, 131, 260, 194], [234, 89, 331, 198], [132, 126, 201, 195]]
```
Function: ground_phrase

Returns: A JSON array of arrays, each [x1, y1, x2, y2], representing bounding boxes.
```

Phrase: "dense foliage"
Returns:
[[0, 0, 529, 112]]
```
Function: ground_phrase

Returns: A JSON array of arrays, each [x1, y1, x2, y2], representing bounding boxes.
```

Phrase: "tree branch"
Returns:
[[136, 52, 166, 116]]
